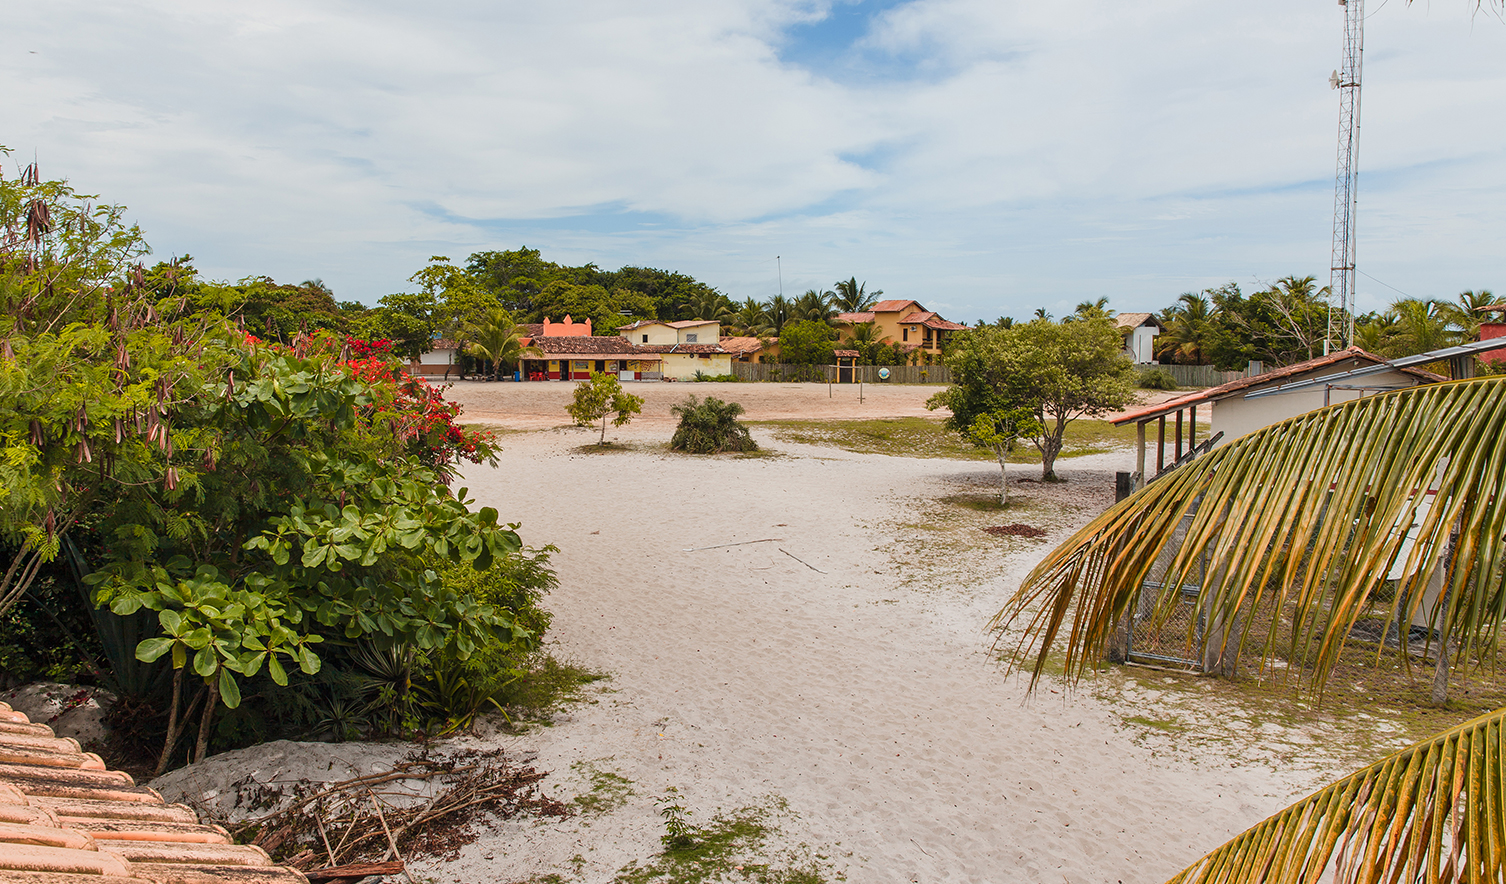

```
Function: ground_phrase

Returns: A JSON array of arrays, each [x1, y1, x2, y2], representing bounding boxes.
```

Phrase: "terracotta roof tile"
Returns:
[[1112, 347, 1446, 425], [870, 299, 922, 314], [0, 702, 308, 884], [716, 337, 767, 355], [834, 312, 875, 324], [529, 337, 646, 356]]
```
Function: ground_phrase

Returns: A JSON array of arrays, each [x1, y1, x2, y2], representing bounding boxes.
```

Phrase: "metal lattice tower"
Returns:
[[1329, 0, 1365, 350]]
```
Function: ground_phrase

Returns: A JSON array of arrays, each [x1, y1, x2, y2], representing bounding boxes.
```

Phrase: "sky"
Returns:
[[4, 0, 1504, 323]]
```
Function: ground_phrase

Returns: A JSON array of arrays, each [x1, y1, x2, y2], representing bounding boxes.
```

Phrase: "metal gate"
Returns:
[[1124, 512, 1207, 670]]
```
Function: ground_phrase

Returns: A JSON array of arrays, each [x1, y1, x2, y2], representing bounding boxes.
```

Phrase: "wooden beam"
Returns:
[[1175, 409, 1184, 461], [1190, 405, 1197, 451]]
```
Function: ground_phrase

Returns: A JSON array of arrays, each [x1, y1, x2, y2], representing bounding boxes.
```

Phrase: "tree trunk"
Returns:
[[600, 414, 608, 445], [995, 446, 1010, 506], [154, 667, 185, 777], [1429, 527, 1459, 706], [194, 678, 220, 764]]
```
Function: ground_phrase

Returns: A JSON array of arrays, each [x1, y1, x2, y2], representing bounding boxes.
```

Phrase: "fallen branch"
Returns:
[[683, 538, 782, 552], [780, 549, 827, 573], [305, 860, 405, 881]]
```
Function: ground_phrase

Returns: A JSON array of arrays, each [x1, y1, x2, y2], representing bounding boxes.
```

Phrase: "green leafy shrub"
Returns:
[[691, 372, 741, 382], [670, 396, 758, 454], [1138, 367, 1179, 390]]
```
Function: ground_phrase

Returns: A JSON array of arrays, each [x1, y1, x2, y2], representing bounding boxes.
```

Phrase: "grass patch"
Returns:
[[494, 653, 610, 723], [569, 441, 643, 454], [614, 796, 841, 884], [752, 417, 1136, 462], [572, 759, 635, 815], [1122, 714, 1186, 733]]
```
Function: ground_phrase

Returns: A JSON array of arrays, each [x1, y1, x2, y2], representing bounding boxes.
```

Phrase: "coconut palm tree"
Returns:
[[994, 377, 1506, 703], [1389, 298, 1461, 357], [726, 298, 774, 337], [1353, 309, 1399, 354], [792, 288, 838, 326], [832, 277, 881, 313], [1070, 297, 1114, 323], [765, 295, 793, 334], [1438, 288, 1503, 340], [1156, 293, 1215, 364], [679, 290, 733, 323], [464, 307, 538, 380]]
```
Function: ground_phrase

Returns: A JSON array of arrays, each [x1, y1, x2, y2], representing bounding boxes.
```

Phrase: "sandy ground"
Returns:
[[444, 377, 1207, 431], [152, 383, 1325, 884], [400, 383, 1338, 883]]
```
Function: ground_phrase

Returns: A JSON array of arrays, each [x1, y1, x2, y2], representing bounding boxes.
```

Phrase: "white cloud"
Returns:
[[2, 0, 1502, 317]]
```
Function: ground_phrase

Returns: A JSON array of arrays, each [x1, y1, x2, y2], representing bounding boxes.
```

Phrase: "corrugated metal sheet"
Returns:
[[0, 700, 308, 884]]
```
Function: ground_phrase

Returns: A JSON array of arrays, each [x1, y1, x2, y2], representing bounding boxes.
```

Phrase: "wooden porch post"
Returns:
[[1156, 416, 1166, 474], [1136, 421, 1147, 488]]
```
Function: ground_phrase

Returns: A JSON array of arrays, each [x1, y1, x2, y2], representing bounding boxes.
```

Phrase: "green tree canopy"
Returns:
[[778, 319, 837, 365], [566, 372, 644, 445], [929, 319, 1138, 481]]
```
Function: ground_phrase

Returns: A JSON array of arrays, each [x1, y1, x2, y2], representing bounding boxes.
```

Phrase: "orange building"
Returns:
[[833, 299, 966, 358]]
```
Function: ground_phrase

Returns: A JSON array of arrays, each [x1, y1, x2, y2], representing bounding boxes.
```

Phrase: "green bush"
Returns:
[[670, 396, 758, 453], [691, 371, 741, 382], [1139, 367, 1179, 390]]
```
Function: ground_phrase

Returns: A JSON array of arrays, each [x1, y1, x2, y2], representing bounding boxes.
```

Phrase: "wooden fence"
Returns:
[[730, 363, 951, 385], [1154, 363, 1252, 388]]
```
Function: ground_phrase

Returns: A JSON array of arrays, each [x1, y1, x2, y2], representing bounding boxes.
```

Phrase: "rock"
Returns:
[[149, 739, 416, 823], [0, 681, 117, 748]]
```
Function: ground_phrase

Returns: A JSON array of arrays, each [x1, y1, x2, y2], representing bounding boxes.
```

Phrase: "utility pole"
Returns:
[[776, 255, 782, 299], [1328, 0, 1364, 352]]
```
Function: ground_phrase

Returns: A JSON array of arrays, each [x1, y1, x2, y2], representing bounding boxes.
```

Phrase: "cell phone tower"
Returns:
[[1328, 0, 1365, 352]]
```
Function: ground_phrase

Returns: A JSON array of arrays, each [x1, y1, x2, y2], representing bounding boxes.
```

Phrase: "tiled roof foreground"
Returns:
[[0, 701, 308, 884]]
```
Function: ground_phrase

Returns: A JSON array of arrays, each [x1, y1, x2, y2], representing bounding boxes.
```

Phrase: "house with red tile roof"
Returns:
[[833, 299, 966, 360]]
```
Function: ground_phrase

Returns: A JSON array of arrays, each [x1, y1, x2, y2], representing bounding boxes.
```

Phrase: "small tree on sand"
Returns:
[[669, 395, 758, 454], [966, 407, 1041, 505], [567, 372, 643, 445], [929, 319, 1138, 481]]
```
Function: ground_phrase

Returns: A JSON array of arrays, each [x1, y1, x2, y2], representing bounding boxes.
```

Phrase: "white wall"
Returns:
[[1210, 368, 1427, 446]]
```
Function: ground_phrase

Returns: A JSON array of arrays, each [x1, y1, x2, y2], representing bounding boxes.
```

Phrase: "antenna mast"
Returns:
[[1328, 0, 1364, 351]]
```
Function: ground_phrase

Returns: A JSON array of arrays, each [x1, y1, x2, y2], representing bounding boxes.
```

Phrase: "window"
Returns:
[[685, 333, 698, 343], [642, 334, 649, 343], [902, 328, 908, 342]]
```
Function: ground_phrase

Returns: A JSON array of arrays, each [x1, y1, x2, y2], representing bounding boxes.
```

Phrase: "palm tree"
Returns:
[[841, 321, 885, 363], [726, 298, 773, 337], [1353, 309, 1399, 354], [792, 289, 838, 326], [1070, 297, 1114, 323], [464, 307, 538, 380], [1165, 705, 1506, 884], [1438, 288, 1502, 340], [994, 378, 1506, 703], [1390, 298, 1460, 357], [765, 295, 793, 334], [1155, 292, 1214, 364], [832, 277, 881, 313], [679, 290, 733, 323]]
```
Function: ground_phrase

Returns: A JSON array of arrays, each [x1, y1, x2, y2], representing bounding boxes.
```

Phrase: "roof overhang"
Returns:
[[1242, 337, 1506, 399]]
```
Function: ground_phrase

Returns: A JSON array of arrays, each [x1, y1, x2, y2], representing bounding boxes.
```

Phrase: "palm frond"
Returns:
[[994, 378, 1506, 692], [1165, 704, 1506, 884]]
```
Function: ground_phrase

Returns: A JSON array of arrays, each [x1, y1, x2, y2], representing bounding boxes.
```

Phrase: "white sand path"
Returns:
[[421, 412, 1343, 884]]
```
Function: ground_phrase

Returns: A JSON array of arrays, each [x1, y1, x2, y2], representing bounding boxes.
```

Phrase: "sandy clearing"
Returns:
[[439, 379, 1201, 430], [406, 420, 1345, 884]]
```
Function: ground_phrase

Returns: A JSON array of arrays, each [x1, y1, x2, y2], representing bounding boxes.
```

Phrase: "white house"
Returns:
[[1115, 313, 1163, 365]]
